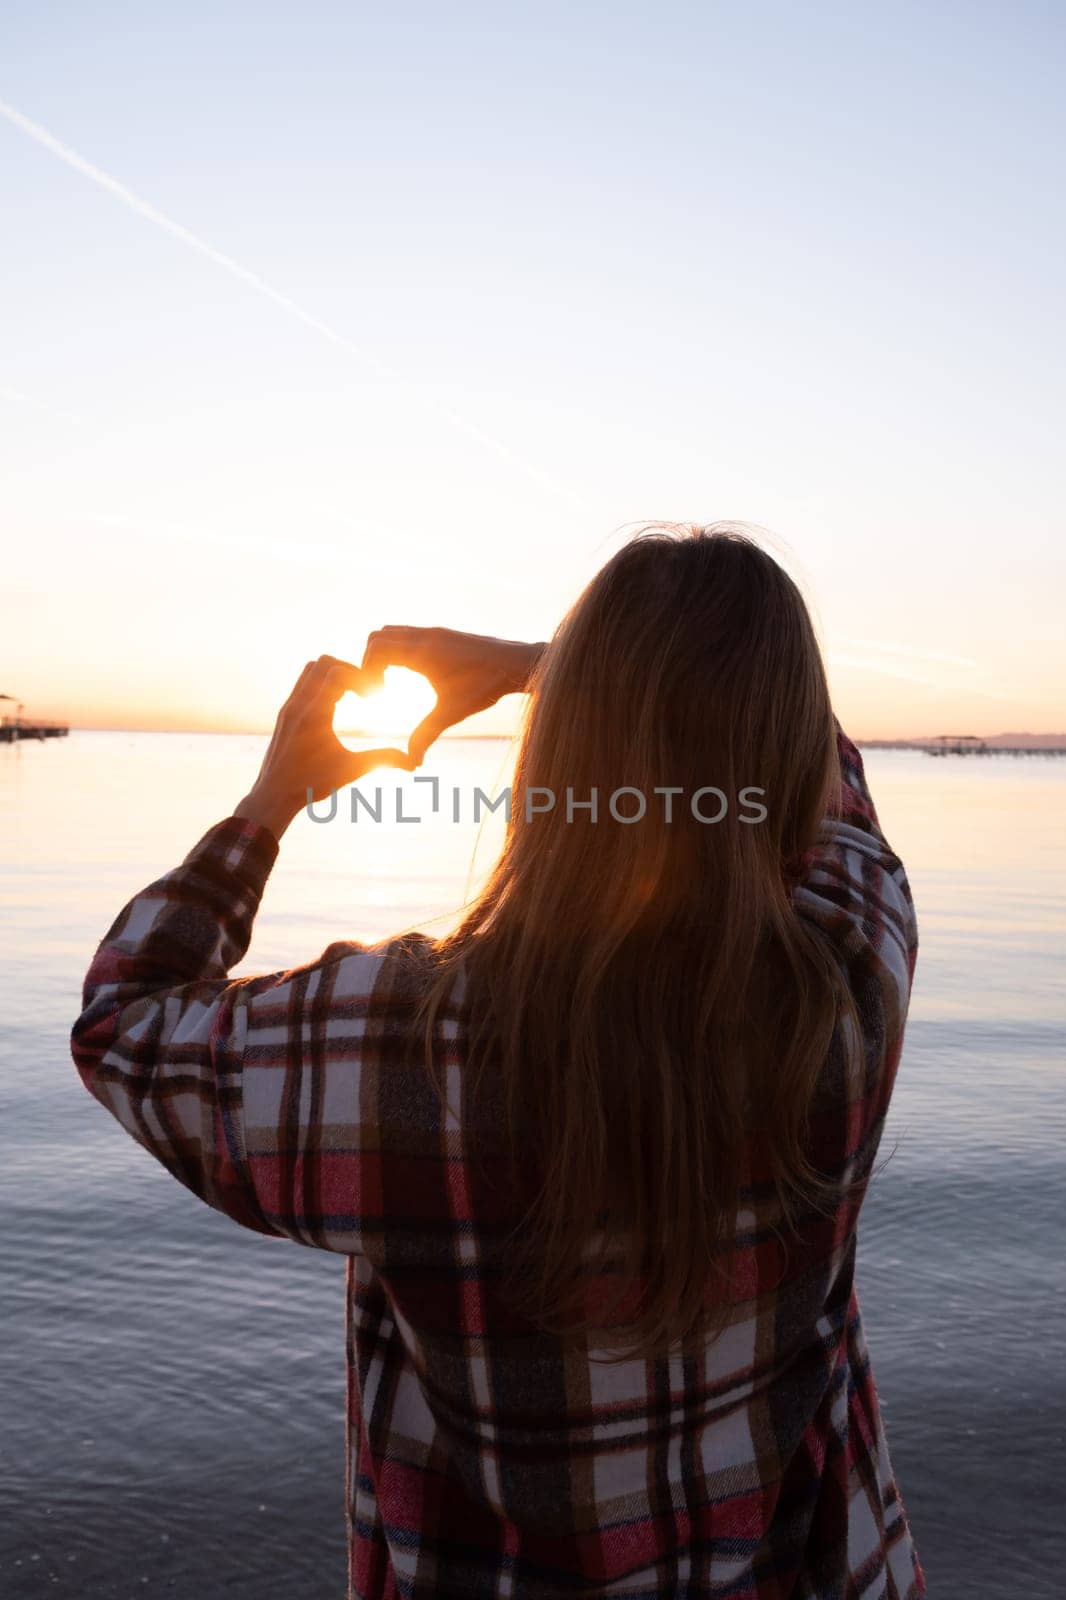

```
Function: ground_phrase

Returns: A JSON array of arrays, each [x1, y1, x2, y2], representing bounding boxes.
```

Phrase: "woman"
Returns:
[[72, 525, 924, 1598]]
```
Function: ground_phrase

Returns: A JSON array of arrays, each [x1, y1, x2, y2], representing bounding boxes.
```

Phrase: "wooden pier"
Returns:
[[928, 734, 987, 756], [0, 720, 69, 743], [0, 694, 69, 743], [925, 735, 1064, 757]]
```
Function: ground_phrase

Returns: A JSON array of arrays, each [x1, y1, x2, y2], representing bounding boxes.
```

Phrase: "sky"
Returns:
[[2, 1, 1063, 739]]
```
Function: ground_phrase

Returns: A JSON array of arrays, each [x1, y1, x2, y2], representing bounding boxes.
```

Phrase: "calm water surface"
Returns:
[[2, 733, 1064, 1597]]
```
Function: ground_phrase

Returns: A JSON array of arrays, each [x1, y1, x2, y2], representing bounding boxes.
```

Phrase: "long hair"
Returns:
[[420, 523, 846, 1358]]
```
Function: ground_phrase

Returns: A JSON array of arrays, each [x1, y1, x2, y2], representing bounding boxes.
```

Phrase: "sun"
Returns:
[[334, 666, 436, 742]]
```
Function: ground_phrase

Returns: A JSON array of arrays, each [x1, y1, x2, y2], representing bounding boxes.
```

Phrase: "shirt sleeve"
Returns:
[[793, 722, 918, 981], [70, 814, 394, 1253], [790, 722, 919, 1171]]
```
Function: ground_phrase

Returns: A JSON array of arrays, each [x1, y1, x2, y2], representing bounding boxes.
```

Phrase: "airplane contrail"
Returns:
[[87, 511, 525, 593], [0, 96, 590, 512], [837, 637, 979, 671]]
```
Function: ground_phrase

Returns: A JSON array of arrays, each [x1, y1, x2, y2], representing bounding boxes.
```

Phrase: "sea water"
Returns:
[[2, 733, 1064, 1597]]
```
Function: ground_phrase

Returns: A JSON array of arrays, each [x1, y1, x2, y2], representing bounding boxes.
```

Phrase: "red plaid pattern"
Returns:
[[72, 727, 925, 1597]]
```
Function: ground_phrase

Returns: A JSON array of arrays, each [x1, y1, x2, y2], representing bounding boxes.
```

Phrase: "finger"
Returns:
[[283, 660, 317, 709], [343, 745, 416, 782], [361, 628, 424, 691], [408, 707, 450, 765], [313, 654, 362, 685], [291, 659, 363, 720], [307, 658, 364, 706]]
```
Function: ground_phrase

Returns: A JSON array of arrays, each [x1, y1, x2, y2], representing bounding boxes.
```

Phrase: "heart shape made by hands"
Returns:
[[333, 666, 437, 756]]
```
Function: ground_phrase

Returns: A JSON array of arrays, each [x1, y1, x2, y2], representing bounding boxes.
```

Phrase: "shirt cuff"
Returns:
[[180, 814, 281, 897]]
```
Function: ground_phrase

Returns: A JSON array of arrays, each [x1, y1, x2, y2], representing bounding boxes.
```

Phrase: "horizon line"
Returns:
[[19, 725, 1066, 745]]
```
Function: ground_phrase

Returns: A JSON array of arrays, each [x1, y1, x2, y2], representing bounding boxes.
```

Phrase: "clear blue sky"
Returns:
[[2, 1, 1063, 735]]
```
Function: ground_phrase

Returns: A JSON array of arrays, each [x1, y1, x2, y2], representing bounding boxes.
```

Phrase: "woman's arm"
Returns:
[[70, 657, 412, 1248], [791, 720, 919, 1160]]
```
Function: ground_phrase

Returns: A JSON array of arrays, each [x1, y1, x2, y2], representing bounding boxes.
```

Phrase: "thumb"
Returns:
[[408, 708, 450, 765], [343, 746, 415, 784]]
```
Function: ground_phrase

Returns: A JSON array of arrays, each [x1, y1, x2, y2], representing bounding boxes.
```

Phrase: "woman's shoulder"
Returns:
[[312, 930, 467, 1024]]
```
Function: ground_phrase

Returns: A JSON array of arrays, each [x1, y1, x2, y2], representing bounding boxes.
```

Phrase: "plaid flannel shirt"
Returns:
[[72, 727, 925, 1599]]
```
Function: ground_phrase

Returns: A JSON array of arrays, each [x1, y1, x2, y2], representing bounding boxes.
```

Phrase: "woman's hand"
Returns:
[[234, 656, 411, 841], [360, 628, 548, 763]]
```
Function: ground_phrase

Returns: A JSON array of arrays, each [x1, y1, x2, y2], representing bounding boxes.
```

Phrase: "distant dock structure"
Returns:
[[928, 734, 988, 757], [924, 734, 1063, 758], [0, 693, 69, 744]]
